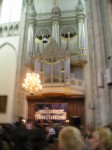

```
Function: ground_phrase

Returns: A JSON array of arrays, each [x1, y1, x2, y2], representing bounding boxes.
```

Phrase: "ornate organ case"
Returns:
[[25, 0, 87, 126]]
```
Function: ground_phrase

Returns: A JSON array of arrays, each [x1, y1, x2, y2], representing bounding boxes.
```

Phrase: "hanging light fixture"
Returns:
[[22, 73, 42, 94]]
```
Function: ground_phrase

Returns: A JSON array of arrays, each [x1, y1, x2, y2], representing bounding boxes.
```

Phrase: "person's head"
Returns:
[[58, 126, 83, 150], [86, 123, 94, 135], [18, 116, 23, 122], [89, 128, 112, 150], [26, 119, 34, 130]]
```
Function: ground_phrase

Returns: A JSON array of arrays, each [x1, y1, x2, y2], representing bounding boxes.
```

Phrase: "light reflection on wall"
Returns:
[[0, 0, 23, 23]]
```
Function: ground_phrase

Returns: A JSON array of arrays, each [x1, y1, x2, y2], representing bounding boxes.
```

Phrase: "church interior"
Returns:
[[0, 0, 112, 150], [0, 0, 112, 131]]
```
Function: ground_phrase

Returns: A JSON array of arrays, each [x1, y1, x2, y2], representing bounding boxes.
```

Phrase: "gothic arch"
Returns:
[[0, 42, 17, 56]]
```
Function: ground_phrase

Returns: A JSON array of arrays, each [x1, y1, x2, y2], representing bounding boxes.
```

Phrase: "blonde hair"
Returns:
[[59, 126, 83, 150], [93, 128, 112, 149]]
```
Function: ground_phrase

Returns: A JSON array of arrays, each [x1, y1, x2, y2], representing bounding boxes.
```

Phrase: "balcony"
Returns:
[[70, 51, 88, 67]]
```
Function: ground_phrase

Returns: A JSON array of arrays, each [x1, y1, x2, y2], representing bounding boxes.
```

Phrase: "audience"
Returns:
[[84, 123, 95, 150], [58, 126, 83, 150], [89, 127, 112, 150], [0, 119, 112, 150], [85, 123, 95, 139], [45, 122, 56, 144]]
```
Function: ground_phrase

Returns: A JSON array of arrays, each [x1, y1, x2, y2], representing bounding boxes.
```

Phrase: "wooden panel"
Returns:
[[0, 95, 7, 113], [27, 96, 85, 125]]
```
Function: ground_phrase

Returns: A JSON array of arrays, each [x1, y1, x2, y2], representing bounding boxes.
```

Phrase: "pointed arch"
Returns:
[[0, 42, 17, 56]]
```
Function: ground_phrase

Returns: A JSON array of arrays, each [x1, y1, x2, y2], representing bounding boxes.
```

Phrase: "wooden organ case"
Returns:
[[27, 96, 85, 126]]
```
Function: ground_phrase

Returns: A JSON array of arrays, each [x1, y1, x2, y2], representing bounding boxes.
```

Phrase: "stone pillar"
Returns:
[[85, 0, 112, 127], [13, 1, 28, 120], [27, 21, 35, 59], [26, 1, 36, 60], [99, 0, 112, 124], [84, 0, 96, 127], [76, 0, 85, 52]]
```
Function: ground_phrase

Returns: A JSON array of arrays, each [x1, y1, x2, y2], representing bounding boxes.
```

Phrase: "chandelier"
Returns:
[[22, 73, 42, 94]]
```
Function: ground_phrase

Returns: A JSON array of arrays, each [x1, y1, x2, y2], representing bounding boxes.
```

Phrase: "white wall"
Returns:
[[0, 0, 22, 23], [0, 36, 19, 123], [34, 0, 86, 14]]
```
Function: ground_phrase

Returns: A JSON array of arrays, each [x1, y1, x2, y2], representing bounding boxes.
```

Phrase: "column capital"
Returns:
[[76, 14, 85, 22], [27, 17, 36, 26], [51, 17, 60, 23]]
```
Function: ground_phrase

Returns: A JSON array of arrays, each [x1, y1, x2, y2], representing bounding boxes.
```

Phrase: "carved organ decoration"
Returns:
[[25, 0, 87, 66], [35, 23, 52, 54], [60, 21, 78, 53], [35, 38, 70, 84], [25, 0, 87, 94], [51, 6, 61, 45]]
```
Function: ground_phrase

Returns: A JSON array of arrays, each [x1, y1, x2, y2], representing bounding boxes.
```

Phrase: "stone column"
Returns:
[[13, 1, 28, 120], [26, 1, 36, 61], [85, 0, 112, 127], [99, 0, 112, 124], [76, 0, 85, 52], [27, 21, 35, 59], [84, 0, 97, 127]]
